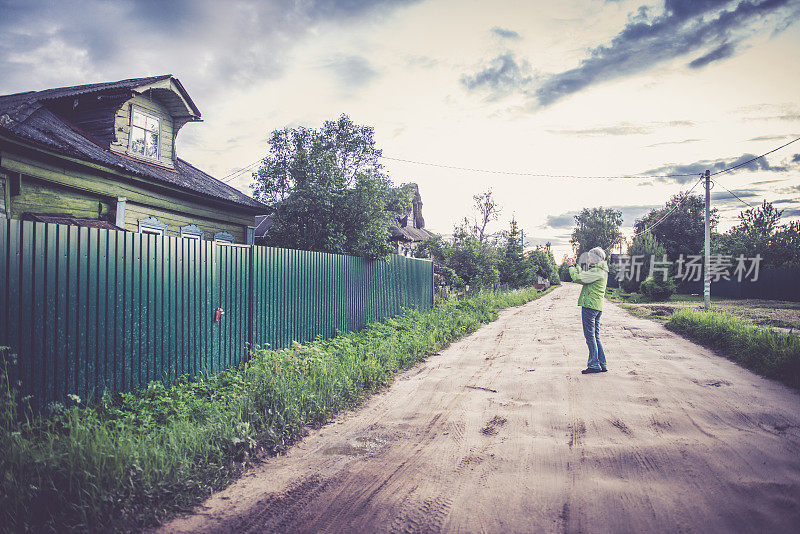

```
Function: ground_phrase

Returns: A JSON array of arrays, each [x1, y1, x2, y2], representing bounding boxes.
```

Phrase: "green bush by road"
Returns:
[[666, 308, 800, 388], [1, 286, 554, 532]]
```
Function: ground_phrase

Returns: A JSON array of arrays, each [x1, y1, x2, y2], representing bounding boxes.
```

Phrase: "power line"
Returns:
[[712, 180, 755, 209], [379, 156, 698, 180], [710, 136, 800, 176], [629, 175, 704, 239], [219, 159, 262, 183]]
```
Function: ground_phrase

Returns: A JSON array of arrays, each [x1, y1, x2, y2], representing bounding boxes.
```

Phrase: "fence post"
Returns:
[[248, 244, 254, 349]]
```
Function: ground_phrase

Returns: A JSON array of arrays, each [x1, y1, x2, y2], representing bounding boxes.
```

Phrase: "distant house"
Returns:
[[389, 183, 435, 256], [0, 75, 267, 243], [253, 183, 435, 253]]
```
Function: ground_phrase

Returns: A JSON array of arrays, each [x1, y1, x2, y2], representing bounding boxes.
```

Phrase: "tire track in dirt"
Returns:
[[158, 285, 800, 534]]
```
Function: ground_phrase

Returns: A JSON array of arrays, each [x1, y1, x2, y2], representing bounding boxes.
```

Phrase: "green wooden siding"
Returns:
[[0, 151, 255, 242], [0, 219, 434, 408], [110, 94, 176, 167], [124, 202, 246, 242], [9, 174, 111, 219]]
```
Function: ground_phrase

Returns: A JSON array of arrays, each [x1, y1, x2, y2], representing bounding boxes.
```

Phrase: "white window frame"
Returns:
[[138, 216, 166, 236], [213, 231, 235, 244], [128, 105, 161, 161], [180, 224, 204, 241]]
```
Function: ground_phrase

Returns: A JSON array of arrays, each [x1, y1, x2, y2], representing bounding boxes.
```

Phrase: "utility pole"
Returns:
[[704, 169, 711, 310]]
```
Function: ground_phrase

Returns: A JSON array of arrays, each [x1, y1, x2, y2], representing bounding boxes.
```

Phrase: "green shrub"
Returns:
[[666, 308, 800, 388], [639, 276, 676, 301], [0, 286, 554, 532]]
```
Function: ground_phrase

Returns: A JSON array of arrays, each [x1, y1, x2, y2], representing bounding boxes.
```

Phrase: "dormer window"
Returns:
[[129, 107, 160, 160]]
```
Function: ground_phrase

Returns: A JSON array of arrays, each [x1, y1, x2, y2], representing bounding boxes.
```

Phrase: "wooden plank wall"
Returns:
[[0, 219, 434, 408]]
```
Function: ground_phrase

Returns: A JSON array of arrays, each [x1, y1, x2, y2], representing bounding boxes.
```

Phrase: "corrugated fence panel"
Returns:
[[1, 221, 433, 408]]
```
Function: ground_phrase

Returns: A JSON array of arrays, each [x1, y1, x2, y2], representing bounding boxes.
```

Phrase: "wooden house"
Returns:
[[389, 184, 435, 256], [0, 75, 267, 242]]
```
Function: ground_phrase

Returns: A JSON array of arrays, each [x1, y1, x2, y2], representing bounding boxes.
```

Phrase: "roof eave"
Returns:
[[0, 131, 267, 213]]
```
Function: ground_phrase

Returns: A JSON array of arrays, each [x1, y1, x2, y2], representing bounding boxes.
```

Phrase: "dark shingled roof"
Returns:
[[389, 225, 435, 242], [0, 76, 266, 211]]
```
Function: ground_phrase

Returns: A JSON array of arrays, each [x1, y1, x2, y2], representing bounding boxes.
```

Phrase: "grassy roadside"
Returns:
[[665, 308, 800, 389], [1, 285, 556, 533], [606, 288, 800, 330]]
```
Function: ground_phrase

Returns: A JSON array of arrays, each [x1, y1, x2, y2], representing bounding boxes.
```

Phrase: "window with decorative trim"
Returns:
[[180, 224, 204, 241], [138, 216, 166, 236], [213, 231, 234, 244], [128, 107, 160, 160]]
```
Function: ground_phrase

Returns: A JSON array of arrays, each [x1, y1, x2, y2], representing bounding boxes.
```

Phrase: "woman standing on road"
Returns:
[[567, 247, 609, 374]]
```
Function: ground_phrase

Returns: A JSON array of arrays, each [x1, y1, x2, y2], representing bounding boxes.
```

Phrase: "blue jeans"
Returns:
[[581, 307, 606, 370]]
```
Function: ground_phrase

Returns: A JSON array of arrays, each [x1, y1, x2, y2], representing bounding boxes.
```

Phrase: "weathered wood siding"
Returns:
[[0, 151, 254, 242], [124, 202, 246, 242], [0, 174, 6, 218], [110, 94, 175, 168], [9, 175, 110, 220]]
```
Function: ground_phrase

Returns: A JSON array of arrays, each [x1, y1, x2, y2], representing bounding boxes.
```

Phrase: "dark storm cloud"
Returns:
[[0, 0, 419, 96], [644, 152, 795, 184], [542, 212, 579, 229], [711, 188, 761, 201], [752, 178, 787, 185], [687, 42, 736, 68], [542, 204, 660, 229], [533, 0, 797, 106], [607, 204, 664, 227], [491, 27, 522, 40], [462, 0, 798, 108], [781, 208, 800, 217], [459, 52, 535, 101]]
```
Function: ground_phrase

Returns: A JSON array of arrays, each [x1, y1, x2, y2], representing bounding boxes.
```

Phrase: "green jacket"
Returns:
[[569, 261, 609, 311]]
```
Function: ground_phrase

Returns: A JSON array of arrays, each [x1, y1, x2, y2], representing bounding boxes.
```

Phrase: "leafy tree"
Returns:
[[558, 256, 573, 282], [639, 276, 676, 301], [448, 226, 500, 289], [498, 217, 527, 287], [621, 231, 667, 292], [634, 192, 718, 260], [526, 247, 560, 286], [713, 201, 800, 268], [570, 207, 623, 258], [252, 115, 411, 258]]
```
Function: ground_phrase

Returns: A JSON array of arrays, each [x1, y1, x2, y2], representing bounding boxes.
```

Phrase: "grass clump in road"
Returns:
[[1, 286, 554, 533], [666, 308, 800, 388]]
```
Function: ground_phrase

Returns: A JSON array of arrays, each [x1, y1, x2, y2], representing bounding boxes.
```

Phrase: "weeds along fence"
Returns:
[[0, 219, 434, 408]]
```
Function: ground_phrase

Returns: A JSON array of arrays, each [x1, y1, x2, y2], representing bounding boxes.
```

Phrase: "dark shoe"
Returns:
[[601, 368, 608, 372], [581, 368, 603, 374]]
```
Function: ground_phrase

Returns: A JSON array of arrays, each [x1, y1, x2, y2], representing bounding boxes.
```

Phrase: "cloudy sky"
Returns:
[[2, 0, 799, 259]]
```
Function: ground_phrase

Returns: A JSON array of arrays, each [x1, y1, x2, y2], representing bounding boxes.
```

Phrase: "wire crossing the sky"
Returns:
[[217, 136, 799, 186], [629, 175, 704, 239], [379, 156, 697, 179], [713, 179, 755, 209]]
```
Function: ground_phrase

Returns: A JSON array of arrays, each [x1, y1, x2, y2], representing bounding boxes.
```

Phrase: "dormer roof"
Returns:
[[0, 76, 266, 211], [5, 75, 201, 120]]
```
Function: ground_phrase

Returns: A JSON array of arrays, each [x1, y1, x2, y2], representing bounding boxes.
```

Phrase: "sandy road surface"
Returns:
[[158, 284, 800, 534]]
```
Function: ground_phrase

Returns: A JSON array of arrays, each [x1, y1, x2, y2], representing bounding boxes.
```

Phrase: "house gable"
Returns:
[[110, 93, 176, 167], [38, 75, 200, 169]]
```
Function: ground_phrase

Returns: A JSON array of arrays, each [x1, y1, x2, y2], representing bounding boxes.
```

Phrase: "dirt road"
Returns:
[[158, 284, 800, 533]]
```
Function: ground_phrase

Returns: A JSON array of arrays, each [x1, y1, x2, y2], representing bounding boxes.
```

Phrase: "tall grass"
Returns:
[[0, 286, 552, 532], [666, 308, 800, 388]]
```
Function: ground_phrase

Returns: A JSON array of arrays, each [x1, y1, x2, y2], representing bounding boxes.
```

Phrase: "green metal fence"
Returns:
[[0, 219, 433, 408]]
